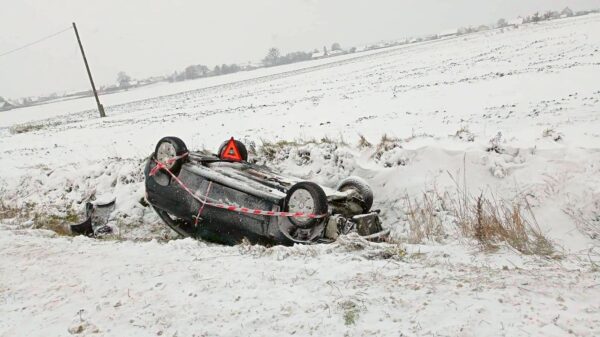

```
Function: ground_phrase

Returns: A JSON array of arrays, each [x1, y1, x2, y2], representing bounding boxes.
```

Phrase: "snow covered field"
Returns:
[[1, 14, 600, 336]]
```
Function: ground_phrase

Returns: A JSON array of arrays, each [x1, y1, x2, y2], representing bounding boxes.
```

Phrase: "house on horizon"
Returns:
[[311, 50, 326, 59]]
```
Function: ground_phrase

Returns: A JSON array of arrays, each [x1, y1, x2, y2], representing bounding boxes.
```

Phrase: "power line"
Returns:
[[0, 26, 73, 58]]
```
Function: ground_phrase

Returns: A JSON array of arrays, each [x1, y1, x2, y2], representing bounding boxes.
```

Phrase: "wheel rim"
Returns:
[[156, 142, 177, 169], [287, 189, 315, 225]]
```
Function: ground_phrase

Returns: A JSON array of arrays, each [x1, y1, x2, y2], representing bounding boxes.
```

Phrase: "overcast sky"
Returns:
[[0, 0, 598, 98]]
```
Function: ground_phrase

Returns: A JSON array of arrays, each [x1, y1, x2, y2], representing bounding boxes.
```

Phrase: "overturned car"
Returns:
[[143, 137, 388, 245]]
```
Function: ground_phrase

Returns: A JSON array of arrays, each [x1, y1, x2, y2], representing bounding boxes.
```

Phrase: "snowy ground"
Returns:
[[1, 228, 599, 337], [1, 14, 600, 336]]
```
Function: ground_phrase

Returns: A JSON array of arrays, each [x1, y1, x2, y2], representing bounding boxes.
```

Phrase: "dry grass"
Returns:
[[563, 207, 600, 240], [405, 193, 446, 244], [403, 153, 555, 256], [9, 123, 46, 134], [0, 202, 21, 220], [357, 134, 372, 149], [454, 126, 475, 142], [486, 131, 504, 154], [468, 194, 553, 255], [373, 134, 401, 160], [258, 137, 347, 161], [447, 169, 554, 256], [1, 198, 78, 237], [542, 128, 563, 142], [32, 213, 76, 236], [405, 185, 555, 255]]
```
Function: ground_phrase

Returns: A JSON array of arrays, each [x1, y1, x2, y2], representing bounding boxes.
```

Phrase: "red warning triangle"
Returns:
[[221, 137, 242, 161]]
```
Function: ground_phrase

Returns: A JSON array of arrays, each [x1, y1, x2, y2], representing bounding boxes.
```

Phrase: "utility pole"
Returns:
[[72, 22, 105, 118]]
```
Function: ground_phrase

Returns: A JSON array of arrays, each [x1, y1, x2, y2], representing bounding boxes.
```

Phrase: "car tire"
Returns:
[[217, 139, 248, 161], [336, 176, 374, 213], [284, 182, 328, 229], [154, 136, 188, 176]]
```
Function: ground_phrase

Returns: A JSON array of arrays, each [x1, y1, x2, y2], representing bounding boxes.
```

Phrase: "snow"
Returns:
[[1, 229, 599, 337], [1, 14, 600, 336], [438, 29, 457, 37], [508, 17, 525, 26]]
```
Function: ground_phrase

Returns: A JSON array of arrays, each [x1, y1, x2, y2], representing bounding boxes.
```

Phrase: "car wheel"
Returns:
[[154, 137, 188, 176], [336, 176, 374, 213], [217, 139, 248, 161], [284, 182, 328, 229]]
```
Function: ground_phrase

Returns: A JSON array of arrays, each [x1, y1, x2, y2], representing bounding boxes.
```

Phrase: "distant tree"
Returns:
[[349, 46, 357, 53], [198, 65, 210, 77], [184, 65, 210, 79], [543, 11, 559, 20], [21, 97, 33, 106], [331, 42, 342, 51], [496, 18, 508, 28], [221, 64, 230, 74], [457, 27, 473, 35], [226, 63, 241, 73], [117, 71, 132, 87], [184, 65, 199, 80], [263, 47, 280, 67], [213, 65, 221, 76], [531, 12, 541, 22], [323, 46, 328, 56], [278, 51, 311, 64]]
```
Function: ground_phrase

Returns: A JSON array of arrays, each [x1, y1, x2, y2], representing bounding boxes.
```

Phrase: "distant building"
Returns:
[[311, 51, 326, 59], [242, 61, 262, 70]]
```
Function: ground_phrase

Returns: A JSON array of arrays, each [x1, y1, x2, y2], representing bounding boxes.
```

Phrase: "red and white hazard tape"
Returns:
[[149, 152, 190, 177], [150, 156, 327, 219], [206, 203, 325, 218]]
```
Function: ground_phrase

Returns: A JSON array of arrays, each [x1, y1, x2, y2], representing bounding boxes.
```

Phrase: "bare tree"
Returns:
[[263, 48, 280, 66], [117, 71, 132, 88]]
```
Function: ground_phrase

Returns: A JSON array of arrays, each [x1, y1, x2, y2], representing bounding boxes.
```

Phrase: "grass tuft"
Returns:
[[357, 134, 372, 149], [405, 193, 446, 244], [447, 170, 555, 256]]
